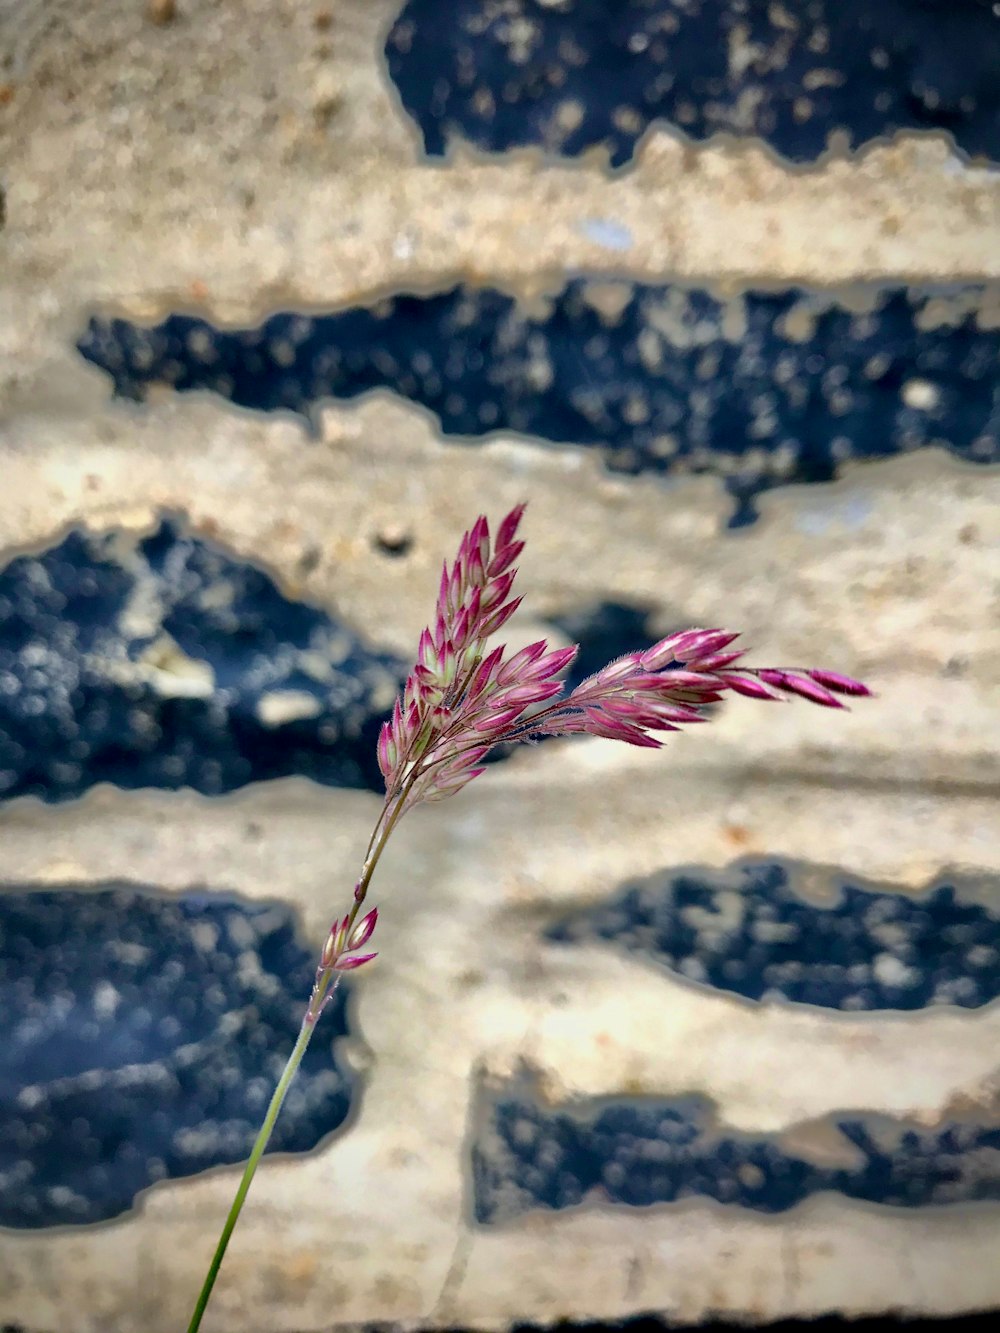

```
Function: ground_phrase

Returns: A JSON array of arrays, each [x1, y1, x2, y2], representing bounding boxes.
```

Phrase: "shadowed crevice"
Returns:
[[472, 1067, 1000, 1223], [78, 282, 1000, 526], [547, 858, 1000, 1011], [386, 0, 1000, 168], [0, 518, 404, 803], [0, 883, 359, 1228]]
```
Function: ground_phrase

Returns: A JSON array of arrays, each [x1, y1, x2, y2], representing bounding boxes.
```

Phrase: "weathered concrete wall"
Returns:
[[1, 1, 999, 1330]]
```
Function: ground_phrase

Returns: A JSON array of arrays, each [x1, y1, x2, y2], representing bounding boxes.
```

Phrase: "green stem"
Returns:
[[185, 1015, 318, 1333], [185, 795, 408, 1331]]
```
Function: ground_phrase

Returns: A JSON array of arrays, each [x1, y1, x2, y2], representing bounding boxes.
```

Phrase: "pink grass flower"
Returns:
[[376, 503, 871, 825], [328, 501, 871, 993], [186, 500, 874, 1333]]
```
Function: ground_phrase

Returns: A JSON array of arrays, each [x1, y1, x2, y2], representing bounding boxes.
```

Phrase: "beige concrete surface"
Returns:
[[2, 1, 1000, 1329]]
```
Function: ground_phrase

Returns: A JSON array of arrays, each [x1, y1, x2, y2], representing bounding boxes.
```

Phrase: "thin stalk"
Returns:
[[184, 808, 404, 1333], [184, 1014, 318, 1333]]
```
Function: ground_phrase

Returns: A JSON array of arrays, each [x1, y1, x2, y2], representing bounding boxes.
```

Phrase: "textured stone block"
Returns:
[[1, 884, 357, 1228], [2, 0, 999, 1328], [388, 0, 1000, 167], [78, 281, 1000, 524]]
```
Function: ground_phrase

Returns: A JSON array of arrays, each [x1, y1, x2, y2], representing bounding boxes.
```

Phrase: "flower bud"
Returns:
[[348, 907, 378, 951], [334, 952, 378, 971]]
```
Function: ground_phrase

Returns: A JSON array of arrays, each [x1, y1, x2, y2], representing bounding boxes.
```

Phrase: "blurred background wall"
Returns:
[[1, 2, 999, 1330]]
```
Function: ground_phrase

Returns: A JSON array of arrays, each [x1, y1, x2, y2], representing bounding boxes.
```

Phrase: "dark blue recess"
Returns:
[[0, 520, 702, 806], [0, 884, 354, 1228], [548, 600, 663, 694], [0, 520, 405, 803], [474, 1072, 1000, 1223], [547, 859, 1000, 1011], [78, 282, 1000, 525], [386, 0, 1000, 167]]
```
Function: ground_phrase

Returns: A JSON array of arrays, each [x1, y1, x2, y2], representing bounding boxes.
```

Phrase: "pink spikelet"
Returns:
[[376, 506, 871, 811], [375, 501, 562, 811], [274, 515, 872, 1156]]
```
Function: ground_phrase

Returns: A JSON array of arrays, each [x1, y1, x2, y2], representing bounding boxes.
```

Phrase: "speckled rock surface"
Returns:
[[77, 282, 1000, 525], [388, 0, 1000, 167], [2, 0, 1000, 1330], [547, 859, 1000, 1011], [0, 520, 402, 801], [1, 883, 358, 1228]]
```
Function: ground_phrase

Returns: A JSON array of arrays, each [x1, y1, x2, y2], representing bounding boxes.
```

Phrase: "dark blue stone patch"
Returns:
[[473, 1071, 1000, 1223], [547, 860, 1000, 1011], [547, 599, 664, 695], [0, 883, 355, 1228], [78, 283, 1000, 525], [386, 0, 1000, 167], [0, 520, 404, 803]]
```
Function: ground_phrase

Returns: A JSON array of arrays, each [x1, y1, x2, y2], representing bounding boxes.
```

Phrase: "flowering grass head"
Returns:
[[373, 503, 870, 820], [187, 500, 872, 1333], [320, 502, 870, 979]]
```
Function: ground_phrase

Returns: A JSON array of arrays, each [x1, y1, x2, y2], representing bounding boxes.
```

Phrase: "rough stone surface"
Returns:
[[548, 859, 1000, 1011], [1, 883, 358, 1228], [77, 282, 1000, 525], [0, 741, 999, 1330], [388, 0, 1000, 167], [0, 519, 403, 801], [2, 0, 1000, 1330], [4, 1, 1000, 378], [474, 1068, 1000, 1222]]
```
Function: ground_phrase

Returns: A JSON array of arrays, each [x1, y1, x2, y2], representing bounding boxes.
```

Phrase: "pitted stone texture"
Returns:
[[548, 859, 1000, 1011], [77, 282, 1000, 524], [4, 0, 1000, 431], [474, 1069, 1000, 1223], [0, 740, 999, 1331], [0, 882, 358, 1228], [388, 0, 1000, 167], [0, 518, 402, 801]]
